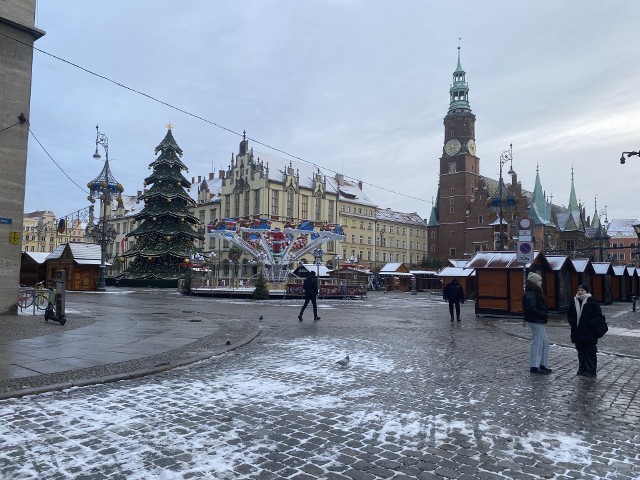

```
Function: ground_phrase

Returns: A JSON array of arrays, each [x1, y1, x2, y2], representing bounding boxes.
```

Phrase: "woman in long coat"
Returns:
[[522, 272, 552, 375], [567, 283, 602, 378]]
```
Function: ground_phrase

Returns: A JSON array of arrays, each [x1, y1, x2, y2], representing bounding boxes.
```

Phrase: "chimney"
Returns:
[[358, 180, 363, 190], [191, 176, 195, 184], [219, 170, 225, 179], [198, 175, 202, 183], [209, 172, 214, 180], [137, 190, 142, 197]]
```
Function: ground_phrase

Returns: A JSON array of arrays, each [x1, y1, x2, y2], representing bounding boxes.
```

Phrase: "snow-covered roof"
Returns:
[[612, 265, 626, 276], [570, 258, 590, 273], [447, 259, 468, 267], [376, 209, 425, 226], [591, 262, 612, 275], [410, 270, 439, 276], [545, 255, 569, 271], [22, 252, 50, 264], [378, 271, 413, 276], [48, 243, 107, 266], [380, 262, 405, 272], [295, 264, 331, 277], [438, 267, 475, 277], [607, 218, 640, 238], [466, 251, 542, 269]]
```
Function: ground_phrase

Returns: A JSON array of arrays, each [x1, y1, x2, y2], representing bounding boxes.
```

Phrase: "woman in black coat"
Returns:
[[567, 284, 602, 378]]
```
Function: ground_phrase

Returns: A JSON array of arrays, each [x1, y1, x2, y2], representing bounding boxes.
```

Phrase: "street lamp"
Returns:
[[619, 150, 639, 164], [633, 224, 640, 266], [87, 125, 123, 291], [335, 254, 342, 293], [488, 144, 516, 250], [313, 248, 324, 277]]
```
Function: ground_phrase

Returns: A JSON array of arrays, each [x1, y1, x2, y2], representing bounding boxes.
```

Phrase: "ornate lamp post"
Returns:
[[313, 248, 324, 277], [488, 144, 516, 250], [87, 125, 123, 291], [619, 150, 639, 164]]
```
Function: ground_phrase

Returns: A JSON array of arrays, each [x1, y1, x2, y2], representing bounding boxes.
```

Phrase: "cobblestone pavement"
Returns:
[[0, 292, 638, 479]]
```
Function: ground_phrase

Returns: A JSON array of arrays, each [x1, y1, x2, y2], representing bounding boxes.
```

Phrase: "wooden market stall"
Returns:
[[570, 258, 595, 295], [544, 255, 576, 312], [611, 265, 630, 302], [465, 250, 552, 316], [437, 266, 475, 300], [378, 262, 413, 292], [45, 243, 106, 291], [591, 262, 614, 304], [19, 252, 49, 287]]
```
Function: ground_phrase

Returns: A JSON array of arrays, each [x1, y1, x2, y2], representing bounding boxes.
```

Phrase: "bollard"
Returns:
[[633, 295, 637, 312]]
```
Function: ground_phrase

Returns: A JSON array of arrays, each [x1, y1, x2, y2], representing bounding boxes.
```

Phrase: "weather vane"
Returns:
[[166, 122, 174, 130]]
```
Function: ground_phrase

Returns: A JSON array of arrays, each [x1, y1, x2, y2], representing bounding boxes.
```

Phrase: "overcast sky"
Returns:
[[24, 1, 640, 225]]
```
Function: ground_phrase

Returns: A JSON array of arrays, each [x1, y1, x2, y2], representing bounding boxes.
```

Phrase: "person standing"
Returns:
[[443, 278, 465, 323], [522, 272, 552, 375], [567, 284, 602, 378], [298, 271, 320, 321]]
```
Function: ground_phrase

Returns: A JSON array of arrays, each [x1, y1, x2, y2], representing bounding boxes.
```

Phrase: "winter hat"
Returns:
[[527, 272, 542, 283], [577, 283, 590, 292]]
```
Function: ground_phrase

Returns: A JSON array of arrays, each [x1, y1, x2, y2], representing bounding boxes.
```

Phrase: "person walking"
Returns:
[[567, 284, 602, 378], [443, 278, 465, 323], [522, 272, 552, 375], [298, 271, 320, 321]]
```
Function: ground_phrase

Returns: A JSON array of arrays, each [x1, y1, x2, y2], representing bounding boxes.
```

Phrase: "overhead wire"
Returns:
[[1, 30, 429, 206]]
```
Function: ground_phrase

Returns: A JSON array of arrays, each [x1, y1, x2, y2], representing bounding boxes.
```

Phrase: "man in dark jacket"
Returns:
[[298, 272, 320, 321], [567, 284, 602, 378], [522, 272, 552, 375], [443, 278, 465, 323]]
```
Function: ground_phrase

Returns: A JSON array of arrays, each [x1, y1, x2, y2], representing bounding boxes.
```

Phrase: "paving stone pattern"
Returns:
[[0, 293, 638, 479]]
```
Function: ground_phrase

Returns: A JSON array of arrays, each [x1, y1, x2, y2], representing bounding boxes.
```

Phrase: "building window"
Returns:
[[359, 235, 364, 244], [225, 195, 230, 217], [450, 188, 454, 194], [431, 231, 436, 239], [368, 237, 372, 245], [449, 198, 454, 205], [478, 215, 483, 224], [566, 240, 575, 250], [234, 192, 240, 217], [449, 162, 456, 173], [368, 222, 372, 230], [287, 188, 294, 218], [244, 189, 250, 216], [301, 196, 308, 219], [450, 248, 456, 257], [315, 194, 322, 221], [360, 221, 364, 229], [450, 207, 454, 213], [351, 235, 356, 243], [328, 200, 334, 223], [254, 190, 260, 214], [271, 190, 279, 215]]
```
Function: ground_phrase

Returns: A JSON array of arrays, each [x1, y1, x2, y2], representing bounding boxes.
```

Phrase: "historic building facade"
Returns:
[[427, 49, 604, 263]]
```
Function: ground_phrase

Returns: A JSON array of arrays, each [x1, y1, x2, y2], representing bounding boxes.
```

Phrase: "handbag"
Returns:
[[591, 314, 608, 339]]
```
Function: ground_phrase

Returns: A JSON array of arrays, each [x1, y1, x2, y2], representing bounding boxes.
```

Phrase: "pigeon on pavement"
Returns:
[[336, 355, 350, 367]]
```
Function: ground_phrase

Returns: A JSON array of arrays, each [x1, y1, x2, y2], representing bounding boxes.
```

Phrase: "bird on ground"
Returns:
[[259, 315, 263, 321], [336, 355, 350, 367], [225, 339, 231, 345]]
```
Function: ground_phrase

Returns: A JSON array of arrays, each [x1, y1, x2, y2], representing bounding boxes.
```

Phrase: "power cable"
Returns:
[[1, 30, 429, 207]]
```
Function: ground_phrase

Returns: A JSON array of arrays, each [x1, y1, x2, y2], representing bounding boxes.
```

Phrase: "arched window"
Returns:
[[315, 193, 322, 221]]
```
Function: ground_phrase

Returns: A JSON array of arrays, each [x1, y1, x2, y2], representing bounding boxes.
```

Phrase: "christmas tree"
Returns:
[[123, 126, 202, 280], [252, 273, 270, 300]]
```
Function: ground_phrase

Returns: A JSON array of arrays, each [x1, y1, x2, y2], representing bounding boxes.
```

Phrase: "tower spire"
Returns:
[[449, 44, 470, 113]]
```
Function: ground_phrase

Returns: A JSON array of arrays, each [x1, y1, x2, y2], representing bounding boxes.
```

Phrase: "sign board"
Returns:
[[9, 232, 20, 245], [517, 241, 534, 263], [518, 229, 532, 238], [518, 218, 532, 230], [0, 217, 12, 225]]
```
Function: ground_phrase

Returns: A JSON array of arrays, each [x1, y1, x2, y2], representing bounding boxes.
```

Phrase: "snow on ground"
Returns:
[[1, 332, 630, 479]]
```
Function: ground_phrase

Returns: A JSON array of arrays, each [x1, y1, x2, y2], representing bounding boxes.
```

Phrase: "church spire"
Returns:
[[448, 43, 471, 113]]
